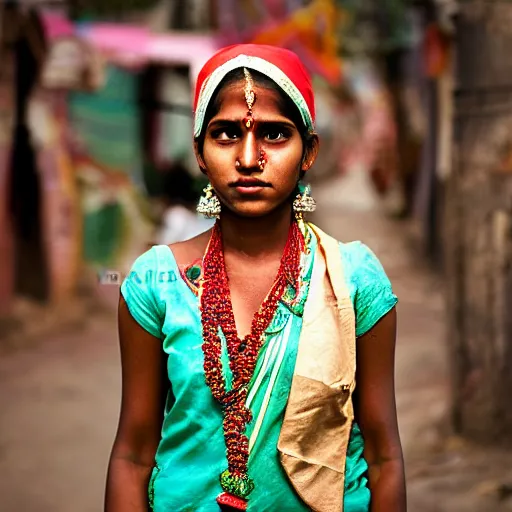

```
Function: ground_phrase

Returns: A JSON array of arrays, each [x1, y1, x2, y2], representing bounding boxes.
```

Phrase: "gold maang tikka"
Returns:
[[242, 68, 267, 170], [243, 68, 256, 130]]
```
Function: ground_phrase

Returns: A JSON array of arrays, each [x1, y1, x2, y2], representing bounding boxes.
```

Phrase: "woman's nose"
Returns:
[[238, 132, 259, 170]]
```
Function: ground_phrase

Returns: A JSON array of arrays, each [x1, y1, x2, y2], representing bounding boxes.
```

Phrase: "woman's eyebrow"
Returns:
[[208, 119, 239, 126], [208, 117, 296, 128], [207, 119, 241, 131], [257, 120, 296, 129]]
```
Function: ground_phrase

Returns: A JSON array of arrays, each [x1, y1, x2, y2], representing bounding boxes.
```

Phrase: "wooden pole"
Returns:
[[446, 0, 512, 443]]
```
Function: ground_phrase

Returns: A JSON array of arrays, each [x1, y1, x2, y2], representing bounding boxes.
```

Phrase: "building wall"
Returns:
[[28, 90, 83, 303], [0, 60, 15, 315]]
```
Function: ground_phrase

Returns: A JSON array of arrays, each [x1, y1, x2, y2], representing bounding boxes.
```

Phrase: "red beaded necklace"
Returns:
[[200, 220, 304, 511]]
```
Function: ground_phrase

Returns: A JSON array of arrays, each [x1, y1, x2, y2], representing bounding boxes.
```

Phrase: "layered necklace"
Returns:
[[200, 220, 304, 511]]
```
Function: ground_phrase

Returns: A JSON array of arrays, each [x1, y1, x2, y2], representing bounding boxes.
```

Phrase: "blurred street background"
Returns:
[[1, 0, 512, 511]]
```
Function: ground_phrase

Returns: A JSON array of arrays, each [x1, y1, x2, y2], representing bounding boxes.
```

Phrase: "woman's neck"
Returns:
[[219, 204, 294, 258]]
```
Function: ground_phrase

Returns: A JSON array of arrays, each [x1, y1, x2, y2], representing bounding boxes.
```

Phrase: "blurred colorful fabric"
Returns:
[[217, 0, 345, 84], [68, 65, 152, 273]]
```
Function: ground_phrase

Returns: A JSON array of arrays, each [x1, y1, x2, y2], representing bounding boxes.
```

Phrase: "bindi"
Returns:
[[243, 68, 256, 130]]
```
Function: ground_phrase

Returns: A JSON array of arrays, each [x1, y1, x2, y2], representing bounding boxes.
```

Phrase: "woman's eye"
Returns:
[[265, 131, 287, 141], [212, 128, 239, 140]]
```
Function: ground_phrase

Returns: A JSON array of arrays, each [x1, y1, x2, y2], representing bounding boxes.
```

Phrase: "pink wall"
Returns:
[[30, 91, 82, 304]]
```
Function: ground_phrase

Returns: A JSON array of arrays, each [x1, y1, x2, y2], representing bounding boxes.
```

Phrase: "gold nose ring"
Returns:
[[258, 150, 267, 171]]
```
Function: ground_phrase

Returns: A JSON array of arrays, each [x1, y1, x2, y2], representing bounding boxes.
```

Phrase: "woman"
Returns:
[[105, 44, 406, 512]]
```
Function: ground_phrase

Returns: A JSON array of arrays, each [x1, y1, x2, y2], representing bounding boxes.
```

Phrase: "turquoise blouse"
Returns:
[[121, 230, 397, 512]]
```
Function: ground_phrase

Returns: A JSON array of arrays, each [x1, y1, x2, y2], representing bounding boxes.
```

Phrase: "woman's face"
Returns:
[[196, 80, 318, 218]]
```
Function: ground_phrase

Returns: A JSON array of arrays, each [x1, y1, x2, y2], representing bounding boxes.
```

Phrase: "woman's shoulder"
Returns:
[[127, 244, 176, 275], [338, 240, 382, 275], [168, 229, 212, 269], [337, 240, 397, 336], [336, 240, 392, 295], [129, 228, 211, 272], [308, 224, 385, 282]]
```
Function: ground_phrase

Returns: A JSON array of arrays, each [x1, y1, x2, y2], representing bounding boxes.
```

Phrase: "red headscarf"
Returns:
[[193, 44, 315, 138]]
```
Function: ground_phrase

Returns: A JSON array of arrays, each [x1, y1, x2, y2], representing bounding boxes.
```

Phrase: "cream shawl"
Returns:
[[278, 224, 357, 512]]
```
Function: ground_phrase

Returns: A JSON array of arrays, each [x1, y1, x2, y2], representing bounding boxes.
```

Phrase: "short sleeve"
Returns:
[[120, 247, 163, 338], [347, 242, 398, 337]]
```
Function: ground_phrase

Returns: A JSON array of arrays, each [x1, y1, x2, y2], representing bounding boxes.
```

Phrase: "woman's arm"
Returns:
[[354, 307, 406, 512], [105, 297, 169, 512]]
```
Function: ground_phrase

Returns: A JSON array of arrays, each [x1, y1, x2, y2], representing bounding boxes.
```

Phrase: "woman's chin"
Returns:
[[223, 200, 290, 219]]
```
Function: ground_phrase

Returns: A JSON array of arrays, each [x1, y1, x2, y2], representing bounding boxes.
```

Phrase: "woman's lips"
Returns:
[[230, 178, 270, 195]]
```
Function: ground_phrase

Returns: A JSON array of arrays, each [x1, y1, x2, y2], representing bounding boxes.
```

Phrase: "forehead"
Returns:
[[213, 81, 289, 120]]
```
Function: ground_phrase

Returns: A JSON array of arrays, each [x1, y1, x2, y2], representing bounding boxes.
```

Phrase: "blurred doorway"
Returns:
[[8, 7, 49, 301]]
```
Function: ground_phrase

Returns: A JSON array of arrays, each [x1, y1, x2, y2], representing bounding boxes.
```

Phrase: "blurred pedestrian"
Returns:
[[154, 162, 214, 245], [106, 44, 405, 512]]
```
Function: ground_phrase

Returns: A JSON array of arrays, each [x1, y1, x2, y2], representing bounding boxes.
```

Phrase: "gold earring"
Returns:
[[293, 183, 316, 220], [197, 183, 221, 219]]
